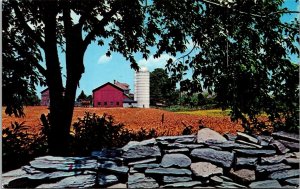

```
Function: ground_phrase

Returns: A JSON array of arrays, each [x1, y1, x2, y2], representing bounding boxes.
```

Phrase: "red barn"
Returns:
[[93, 81, 133, 107], [40, 88, 50, 106]]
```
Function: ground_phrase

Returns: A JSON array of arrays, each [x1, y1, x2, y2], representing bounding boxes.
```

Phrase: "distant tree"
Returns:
[[150, 68, 177, 106], [25, 92, 41, 106], [76, 90, 87, 102]]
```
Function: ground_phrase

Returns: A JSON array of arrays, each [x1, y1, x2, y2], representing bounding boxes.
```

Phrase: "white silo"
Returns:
[[134, 67, 150, 108]]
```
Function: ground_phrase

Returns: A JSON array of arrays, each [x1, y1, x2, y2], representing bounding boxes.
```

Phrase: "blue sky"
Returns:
[[36, 0, 299, 98]]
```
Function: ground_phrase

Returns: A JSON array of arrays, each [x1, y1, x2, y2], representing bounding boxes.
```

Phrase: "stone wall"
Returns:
[[2, 128, 300, 188]]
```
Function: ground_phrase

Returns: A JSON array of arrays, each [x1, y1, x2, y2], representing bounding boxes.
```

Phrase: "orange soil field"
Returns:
[[2, 106, 244, 136]]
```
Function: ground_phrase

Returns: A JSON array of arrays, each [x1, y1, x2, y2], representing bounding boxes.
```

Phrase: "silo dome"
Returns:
[[139, 66, 149, 72]]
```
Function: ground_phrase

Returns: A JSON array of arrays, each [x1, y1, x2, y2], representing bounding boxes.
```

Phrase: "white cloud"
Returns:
[[98, 54, 112, 64], [138, 54, 175, 70]]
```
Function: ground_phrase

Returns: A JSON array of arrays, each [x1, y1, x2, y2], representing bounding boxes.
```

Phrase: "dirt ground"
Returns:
[[2, 106, 244, 135]]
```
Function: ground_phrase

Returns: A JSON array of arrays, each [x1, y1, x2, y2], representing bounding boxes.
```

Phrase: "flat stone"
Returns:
[[129, 168, 138, 174], [122, 145, 161, 161], [161, 154, 192, 168], [272, 131, 300, 143], [2, 168, 27, 187], [122, 138, 157, 151], [197, 128, 227, 143], [98, 161, 129, 175], [237, 132, 259, 144], [133, 163, 159, 170], [284, 158, 300, 165], [256, 135, 274, 147], [145, 168, 192, 176], [268, 169, 300, 180], [223, 133, 237, 141], [22, 166, 43, 174], [204, 140, 256, 149], [30, 156, 97, 171], [210, 175, 223, 184], [261, 154, 289, 164], [234, 149, 276, 156], [156, 135, 196, 143], [256, 163, 291, 174], [218, 181, 247, 188], [236, 157, 258, 167], [190, 162, 223, 178], [107, 183, 127, 188], [36, 174, 96, 188], [249, 180, 282, 188], [98, 174, 118, 186], [219, 175, 233, 182], [235, 140, 263, 148], [128, 173, 159, 188], [230, 169, 255, 183], [163, 176, 192, 183], [284, 178, 299, 186], [279, 140, 300, 151], [165, 148, 190, 154], [191, 148, 234, 168], [271, 140, 289, 154], [91, 149, 123, 161], [127, 158, 156, 166], [162, 181, 202, 188], [167, 143, 204, 149]]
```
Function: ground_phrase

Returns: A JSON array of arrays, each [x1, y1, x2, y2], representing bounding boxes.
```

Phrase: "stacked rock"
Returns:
[[2, 128, 300, 188]]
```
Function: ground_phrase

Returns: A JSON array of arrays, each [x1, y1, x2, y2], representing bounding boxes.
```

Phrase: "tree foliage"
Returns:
[[146, 0, 299, 132], [76, 90, 88, 102], [150, 68, 178, 106]]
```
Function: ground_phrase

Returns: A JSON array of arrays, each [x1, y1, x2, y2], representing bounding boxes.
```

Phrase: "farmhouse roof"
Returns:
[[92, 82, 125, 93], [114, 80, 129, 90]]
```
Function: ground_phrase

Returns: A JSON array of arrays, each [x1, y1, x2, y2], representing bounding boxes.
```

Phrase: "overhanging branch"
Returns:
[[11, 1, 46, 50]]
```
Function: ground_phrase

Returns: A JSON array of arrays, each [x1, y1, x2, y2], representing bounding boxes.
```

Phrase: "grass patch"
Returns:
[[176, 109, 231, 117]]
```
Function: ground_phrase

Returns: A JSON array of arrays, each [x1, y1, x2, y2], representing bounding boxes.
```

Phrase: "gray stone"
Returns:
[[129, 168, 138, 174], [205, 140, 256, 149], [163, 176, 192, 183], [219, 175, 233, 182], [133, 163, 159, 170], [271, 140, 289, 154], [98, 161, 129, 174], [230, 168, 256, 183], [128, 173, 159, 188], [165, 148, 189, 153], [210, 176, 223, 184], [261, 154, 288, 164], [284, 178, 299, 186], [218, 181, 247, 188], [30, 156, 97, 170], [122, 145, 161, 161], [127, 158, 156, 166], [22, 166, 43, 174], [279, 140, 300, 151], [235, 140, 263, 148], [236, 157, 258, 167], [107, 183, 127, 188], [167, 143, 204, 149], [256, 135, 274, 147], [162, 181, 202, 188], [2, 168, 27, 187], [272, 131, 300, 143], [249, 180, 282, 188], [161, 154, 192, 168], [234, 149, 276, 156], [284, 158, 300, 165], [223, 133, 237, 141], [191, 148, 234, 168], [197, 128, 227, 143], [237, 132, 259, 144], [91, 149, 123, 161], [190, 162, 223, 178], [36, 174, 96, 188], [122, 138, 157, 151], [256, 163, 291, 174], [268, 169, 300, 180], [98, 174, 118, 186], [145, 168, 192, 176], [156, 135, 196, 143]]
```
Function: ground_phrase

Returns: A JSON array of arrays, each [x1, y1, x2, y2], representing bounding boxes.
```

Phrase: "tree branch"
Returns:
[[11, 1, 46, 50], [82, 6, 119, 50]]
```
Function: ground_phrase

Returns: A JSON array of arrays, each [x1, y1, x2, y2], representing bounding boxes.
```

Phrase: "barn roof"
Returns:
[[114, 80, 129, 90], [92, 82, 125, 93]]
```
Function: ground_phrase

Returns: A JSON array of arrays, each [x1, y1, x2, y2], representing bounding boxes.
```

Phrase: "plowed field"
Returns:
[[2, 106, 244, 135]]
